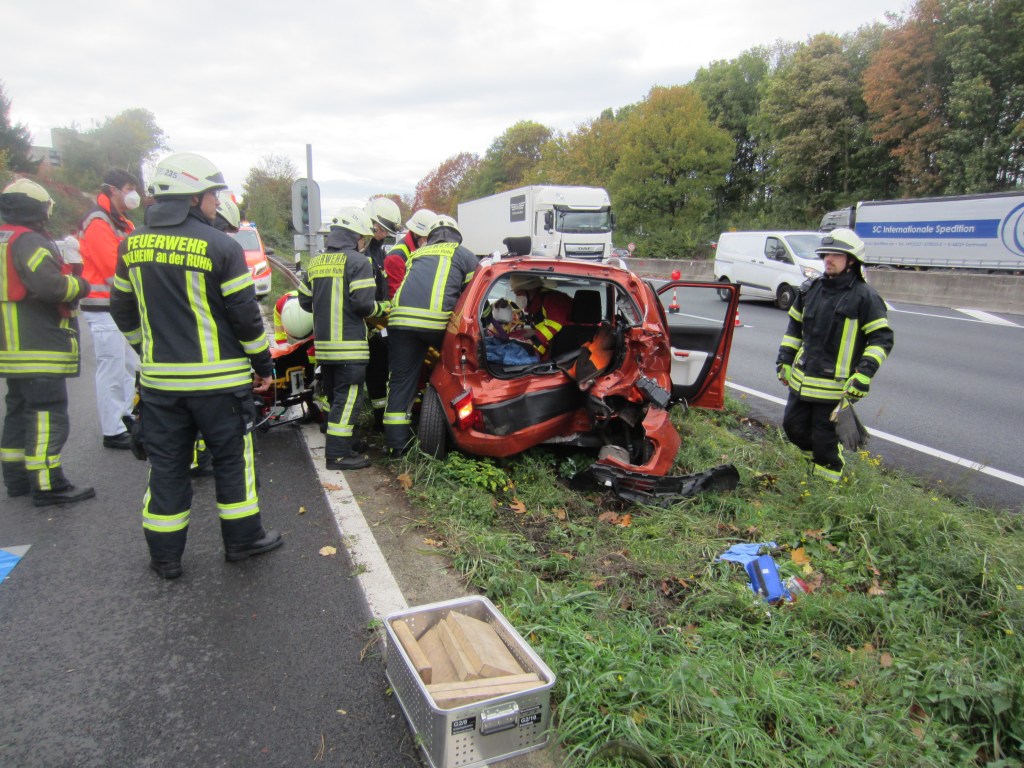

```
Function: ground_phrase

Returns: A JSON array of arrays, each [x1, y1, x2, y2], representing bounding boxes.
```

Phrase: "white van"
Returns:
[[713, 231, 824, 310]]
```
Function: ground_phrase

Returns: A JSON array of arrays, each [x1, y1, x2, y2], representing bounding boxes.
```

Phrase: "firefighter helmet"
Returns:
[[405, 209, 436, 237], [151, 153, 229, 197], [0, 178, 55, 221], [816, 228, 866, 263], [216, 194, 241, 230], [331, 207, 375, 238], [365, 197, 401, 235], [280, 297, 314, 339], [428, 214, 460, 236]]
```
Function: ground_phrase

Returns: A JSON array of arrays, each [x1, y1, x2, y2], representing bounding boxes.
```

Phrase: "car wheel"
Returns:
[[717, 278, 732, 302], [418, 385, 449, 460], [776, 284, 797, 311]]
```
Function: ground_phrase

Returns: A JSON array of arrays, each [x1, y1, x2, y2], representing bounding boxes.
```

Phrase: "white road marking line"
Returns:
[[726, 382, 1024, 489], [888, 304, 1022, 326], [301, 424, 408, 620], [955, 308, 1021, 326]]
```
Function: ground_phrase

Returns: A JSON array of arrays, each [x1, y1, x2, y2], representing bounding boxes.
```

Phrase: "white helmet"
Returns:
[[405, 208, 437, 237], [365, 197, 401, 235], [280, 297, 314, 339], [816, 228, 866, 263], [428, 214, 461, 236], [331, 206, 375, 238], [216, 193, 241, 230], [152, 153, 228, 197]]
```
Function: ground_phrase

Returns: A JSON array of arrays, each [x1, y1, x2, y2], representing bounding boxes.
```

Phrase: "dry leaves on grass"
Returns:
[[322, 482, 342, 492], [298, 506, 306, 515], [509, 499, 527, 515], [598, 511, 632, 527], [552, 507, 567, 521], [397, 473, 413, 490], [319, 546, 337, 557]]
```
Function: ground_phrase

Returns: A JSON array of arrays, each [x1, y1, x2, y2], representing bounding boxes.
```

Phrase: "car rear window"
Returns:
[[230, 230, 261, 251]]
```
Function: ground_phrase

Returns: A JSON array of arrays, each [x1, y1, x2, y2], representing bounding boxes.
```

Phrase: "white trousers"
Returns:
[[83, 310, 139, 437]]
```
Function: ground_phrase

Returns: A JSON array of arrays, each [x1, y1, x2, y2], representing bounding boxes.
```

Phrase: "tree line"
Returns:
[[412, 0, 1024, 256], [3, 0, 1021, 257]]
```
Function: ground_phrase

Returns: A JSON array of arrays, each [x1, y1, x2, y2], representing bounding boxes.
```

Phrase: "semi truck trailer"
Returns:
[[457, 185, 615, 261], [820, 192, 1024, 272]]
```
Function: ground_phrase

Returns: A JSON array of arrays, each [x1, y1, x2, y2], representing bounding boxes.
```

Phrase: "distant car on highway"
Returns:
[[230, 222, 273, 296], [610, 247, 630, 261]]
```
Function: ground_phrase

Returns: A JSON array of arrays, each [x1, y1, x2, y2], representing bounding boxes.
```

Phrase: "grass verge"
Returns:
[[384, 398, 1024, 767]]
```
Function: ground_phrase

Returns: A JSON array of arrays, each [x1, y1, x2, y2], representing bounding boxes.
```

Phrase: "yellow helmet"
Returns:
[[216, 193, 241, 230], [0, 178, 55, 220], [331, 207, 375, 238], [405, 209, 437, 237], [816, 228, 866, 263], [365, 197, 401, 235]]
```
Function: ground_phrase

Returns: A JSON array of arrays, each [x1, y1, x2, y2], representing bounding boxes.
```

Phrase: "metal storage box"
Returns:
[[384, 595, 556, 768]]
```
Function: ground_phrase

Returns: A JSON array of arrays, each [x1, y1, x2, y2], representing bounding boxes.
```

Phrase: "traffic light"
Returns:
[[291, 178, 321, 233]]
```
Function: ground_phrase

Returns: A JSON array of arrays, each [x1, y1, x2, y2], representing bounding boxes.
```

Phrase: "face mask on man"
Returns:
[[123, 190, 141, 210]]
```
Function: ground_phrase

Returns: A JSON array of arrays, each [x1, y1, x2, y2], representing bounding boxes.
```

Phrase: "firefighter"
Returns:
[[775, 228, 894, 482], [110, 153, 281, 579], [506, 274, 573, 358], [298, 207, 390, 470], [79, 168, 141, 450], [363, 197, 401, 429], [383, 215, 477, 457], [382, 208, 435, 299], [1, 179, 94, 505]]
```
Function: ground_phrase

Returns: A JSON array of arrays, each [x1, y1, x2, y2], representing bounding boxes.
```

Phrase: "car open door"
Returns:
[[653, 281, 740, 409]]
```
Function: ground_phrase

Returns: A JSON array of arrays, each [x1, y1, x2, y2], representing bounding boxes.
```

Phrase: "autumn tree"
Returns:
[[694, 49, 773, 221], [413, 152, 479, 215], [528, 109, 626, 188], [242, 154, 298, 249], [0, 81, 38, 174], [761, 32, 894, 223], [55, 109, 166, 192], [461, 121, 552, 200], [610, 86, 733, 254]]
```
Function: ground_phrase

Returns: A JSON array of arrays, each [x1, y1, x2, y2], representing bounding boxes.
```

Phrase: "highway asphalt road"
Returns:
[[0, 331, 421, 767], [721, 295, 1024, 512]]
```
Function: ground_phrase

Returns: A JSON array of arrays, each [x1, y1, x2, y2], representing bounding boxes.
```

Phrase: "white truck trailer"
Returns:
[[457, 185, 615, 261], [820, 192, 1024, 272]]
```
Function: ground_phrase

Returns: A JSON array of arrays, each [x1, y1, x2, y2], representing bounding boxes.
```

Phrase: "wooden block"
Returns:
[[447, 610, 524, 678], [438, 616, 481, 681], [427, 673, 540, 694], [392, 619, 433, 685], [428, 675, 542, 709], [417, 626, 458, 684]]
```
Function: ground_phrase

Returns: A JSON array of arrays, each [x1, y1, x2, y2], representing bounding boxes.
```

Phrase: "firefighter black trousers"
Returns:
[[782, 392, 843, 473], [1, 377, 71, 494], [139, 390, 264, 562], [383, 327, 442, 452], [321, 362, 366, 460], [365, 331, 389, 429]]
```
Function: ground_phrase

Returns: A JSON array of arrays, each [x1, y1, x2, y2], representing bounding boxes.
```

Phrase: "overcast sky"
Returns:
[[5, 0, 906, 215]]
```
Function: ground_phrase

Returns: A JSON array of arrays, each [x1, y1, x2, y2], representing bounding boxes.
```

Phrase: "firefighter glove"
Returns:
[[776, 363, 791, 386], [844, 372, 871, 401]]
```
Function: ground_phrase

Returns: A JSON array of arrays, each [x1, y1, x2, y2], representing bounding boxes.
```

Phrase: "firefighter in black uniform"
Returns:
[[298, 207, 390, 470], [776, 228, 894, 482], [110, 153, 282, 579], [363, 197, 401, 431], [383, 215, 477, 457], [1, 179, 94, 506]]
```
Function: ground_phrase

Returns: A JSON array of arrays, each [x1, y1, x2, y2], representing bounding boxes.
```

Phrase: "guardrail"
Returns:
[[624, 257, 1024, 315]]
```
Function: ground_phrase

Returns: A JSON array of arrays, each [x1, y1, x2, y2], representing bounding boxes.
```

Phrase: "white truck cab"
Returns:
[[713, 231, 823, 310]]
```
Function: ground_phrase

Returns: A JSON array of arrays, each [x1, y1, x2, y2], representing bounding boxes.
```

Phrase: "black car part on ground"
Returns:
[[574, 462, 740, 506]]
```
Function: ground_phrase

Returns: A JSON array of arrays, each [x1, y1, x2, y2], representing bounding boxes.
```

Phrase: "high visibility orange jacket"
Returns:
[[79, 193, 134, 310]]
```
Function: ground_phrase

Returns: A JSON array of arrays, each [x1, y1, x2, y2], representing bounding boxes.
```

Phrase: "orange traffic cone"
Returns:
[[734, 309, 742, 327], [668, 289, 680, 314]]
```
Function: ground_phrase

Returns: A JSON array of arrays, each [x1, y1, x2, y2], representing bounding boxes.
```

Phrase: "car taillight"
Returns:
[[451, 389, 481, 431]]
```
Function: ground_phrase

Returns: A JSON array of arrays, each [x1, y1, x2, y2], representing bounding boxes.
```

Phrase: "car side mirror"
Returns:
[[266, 247, 275, 256], [543, 211, 553, 232]]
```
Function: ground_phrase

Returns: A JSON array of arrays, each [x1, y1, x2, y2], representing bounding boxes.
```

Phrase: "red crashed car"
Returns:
[[417, 257, 740, 493]]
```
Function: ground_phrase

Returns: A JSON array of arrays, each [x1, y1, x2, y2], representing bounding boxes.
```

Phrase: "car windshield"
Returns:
[[230, 230, 261, 251], [785, 234, 821, 259], [554, 208, 612, 234]]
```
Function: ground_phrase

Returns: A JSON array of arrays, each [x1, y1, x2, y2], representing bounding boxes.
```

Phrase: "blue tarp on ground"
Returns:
[[0, 545, 31, 585], [716, 541, 777, 565]]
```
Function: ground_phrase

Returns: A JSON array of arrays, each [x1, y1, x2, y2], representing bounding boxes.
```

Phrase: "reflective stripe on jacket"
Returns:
[[776, 272, 893, 402], [297, 228, 384, 364], [389, 240, 477, 332], [0, 225, 88, 378], [109, 203, 271, 395]]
